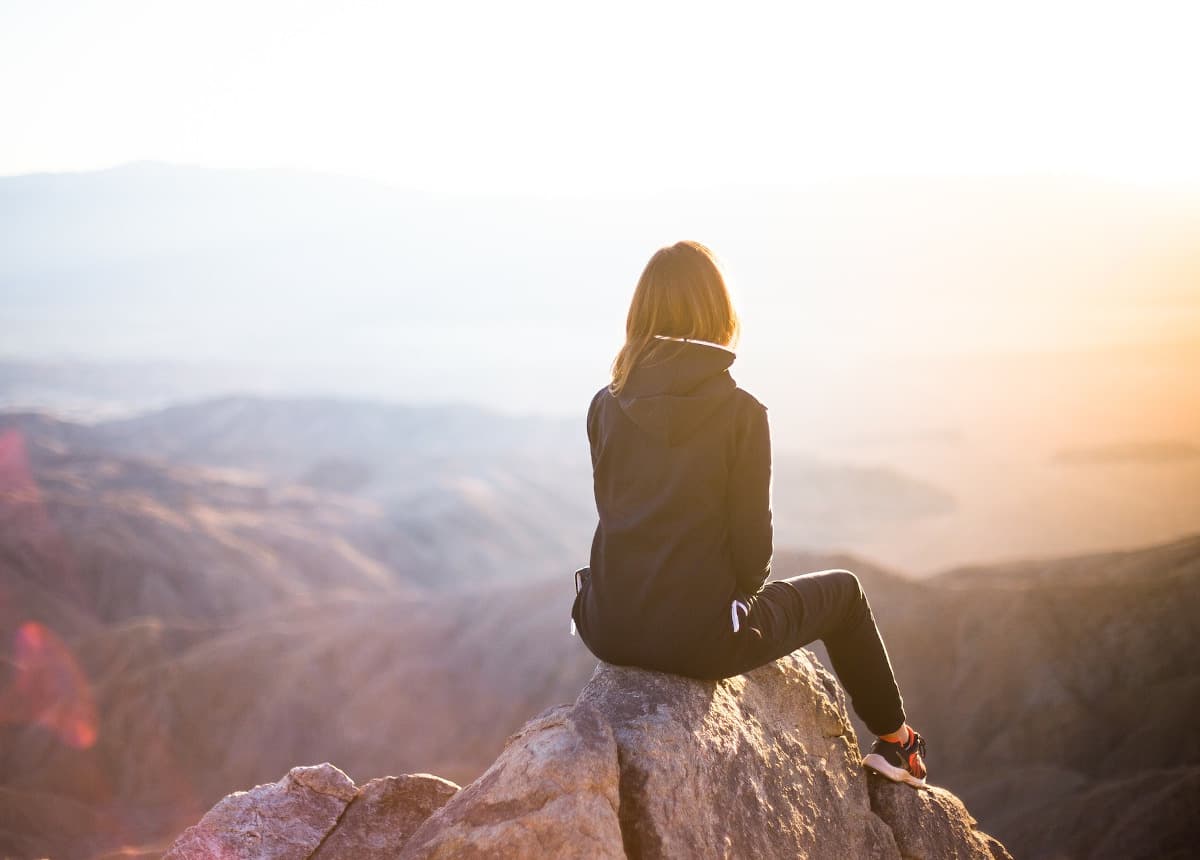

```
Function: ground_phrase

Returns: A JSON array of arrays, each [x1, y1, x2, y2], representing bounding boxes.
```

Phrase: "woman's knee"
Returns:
[[826, 570, 872, 627], [823, 568, 865, 602]]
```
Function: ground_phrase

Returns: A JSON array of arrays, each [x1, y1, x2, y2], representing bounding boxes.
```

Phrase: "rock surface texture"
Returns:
[[165, 651, 1010, 859]]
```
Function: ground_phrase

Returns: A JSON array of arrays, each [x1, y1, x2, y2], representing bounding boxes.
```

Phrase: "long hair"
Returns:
[[609, 240, 741, 395]]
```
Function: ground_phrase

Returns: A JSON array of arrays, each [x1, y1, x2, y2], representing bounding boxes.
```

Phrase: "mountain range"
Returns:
[[4, 162, 1200, 575]]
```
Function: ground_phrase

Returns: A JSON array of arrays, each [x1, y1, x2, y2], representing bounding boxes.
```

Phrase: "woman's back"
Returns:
[[577, 334, 773, 677]]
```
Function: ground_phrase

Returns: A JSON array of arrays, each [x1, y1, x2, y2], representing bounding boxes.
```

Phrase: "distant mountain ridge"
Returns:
[[0, 398, 957, 584]]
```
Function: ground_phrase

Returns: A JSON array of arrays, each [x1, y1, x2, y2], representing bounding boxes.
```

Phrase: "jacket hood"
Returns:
[[617, 337, 737, 445]]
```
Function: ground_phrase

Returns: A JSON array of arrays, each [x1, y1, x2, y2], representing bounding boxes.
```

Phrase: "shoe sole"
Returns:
[[862, 753, 928, 788]]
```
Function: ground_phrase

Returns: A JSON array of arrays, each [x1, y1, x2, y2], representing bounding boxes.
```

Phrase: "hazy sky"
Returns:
[[3, 1, 1199, 195]]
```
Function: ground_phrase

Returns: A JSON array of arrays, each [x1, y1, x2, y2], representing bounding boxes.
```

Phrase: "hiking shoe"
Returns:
[[862, 727, 928, 788]]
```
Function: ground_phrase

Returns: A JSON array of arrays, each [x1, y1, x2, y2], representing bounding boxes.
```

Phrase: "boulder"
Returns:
[[398, 702, 625, 859], [312, 773, 460, 859], [163, 764, 359, 860], [869, 779, 1012, 860]]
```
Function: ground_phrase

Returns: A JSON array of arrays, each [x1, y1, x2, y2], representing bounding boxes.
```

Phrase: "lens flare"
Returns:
[[1, 621, 98, 749]]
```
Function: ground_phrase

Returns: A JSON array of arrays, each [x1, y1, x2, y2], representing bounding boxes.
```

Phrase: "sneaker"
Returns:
[[862, 727, 928, 787]]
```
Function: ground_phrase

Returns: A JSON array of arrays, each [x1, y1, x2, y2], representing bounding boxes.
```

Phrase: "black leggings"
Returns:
[[720, 569, 906, 737]]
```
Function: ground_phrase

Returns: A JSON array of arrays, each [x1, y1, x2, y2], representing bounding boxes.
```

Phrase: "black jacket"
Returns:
[[574, 336, 773, 677]]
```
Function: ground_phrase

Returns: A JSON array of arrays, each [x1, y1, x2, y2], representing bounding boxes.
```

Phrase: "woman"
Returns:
[[570, 240, 928, 788]]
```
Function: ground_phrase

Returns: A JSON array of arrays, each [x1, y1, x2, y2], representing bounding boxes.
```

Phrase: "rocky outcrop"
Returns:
[[164, 766, 459, 860], [310, 773, 461, 860], [163, 764, 360, 860], [165, 651, 1010, 859]]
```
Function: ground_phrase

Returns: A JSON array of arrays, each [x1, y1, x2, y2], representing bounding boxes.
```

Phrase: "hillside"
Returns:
[[788, 537, 1200, 859], [0, 418, 417, 629], [895, 536, 1200, 858]]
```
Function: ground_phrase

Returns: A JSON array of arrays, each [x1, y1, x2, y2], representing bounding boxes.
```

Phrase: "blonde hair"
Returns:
[[609, 240, 740, 395]]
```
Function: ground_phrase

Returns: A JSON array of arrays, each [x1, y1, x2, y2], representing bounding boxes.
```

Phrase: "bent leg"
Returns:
[[730, 569, 906, 736]]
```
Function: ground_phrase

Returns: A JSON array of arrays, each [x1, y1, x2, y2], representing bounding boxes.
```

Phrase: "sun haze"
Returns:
[[2, 1, 1199, 195]]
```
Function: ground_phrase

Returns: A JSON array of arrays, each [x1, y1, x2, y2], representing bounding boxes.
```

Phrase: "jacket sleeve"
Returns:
[[727, 402, 773, 596], [587, 389, 603, 470]]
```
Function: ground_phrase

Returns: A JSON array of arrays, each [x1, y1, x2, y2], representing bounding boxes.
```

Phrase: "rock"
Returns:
[[399, 703, 625, 859], [163, 764, 458, 860], [311, 773, 460, 860], [165, 651, 1010, 860], [163, 763, 358, 860], [869, 777, 1014, 860], [571, 655, 897, 859]]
